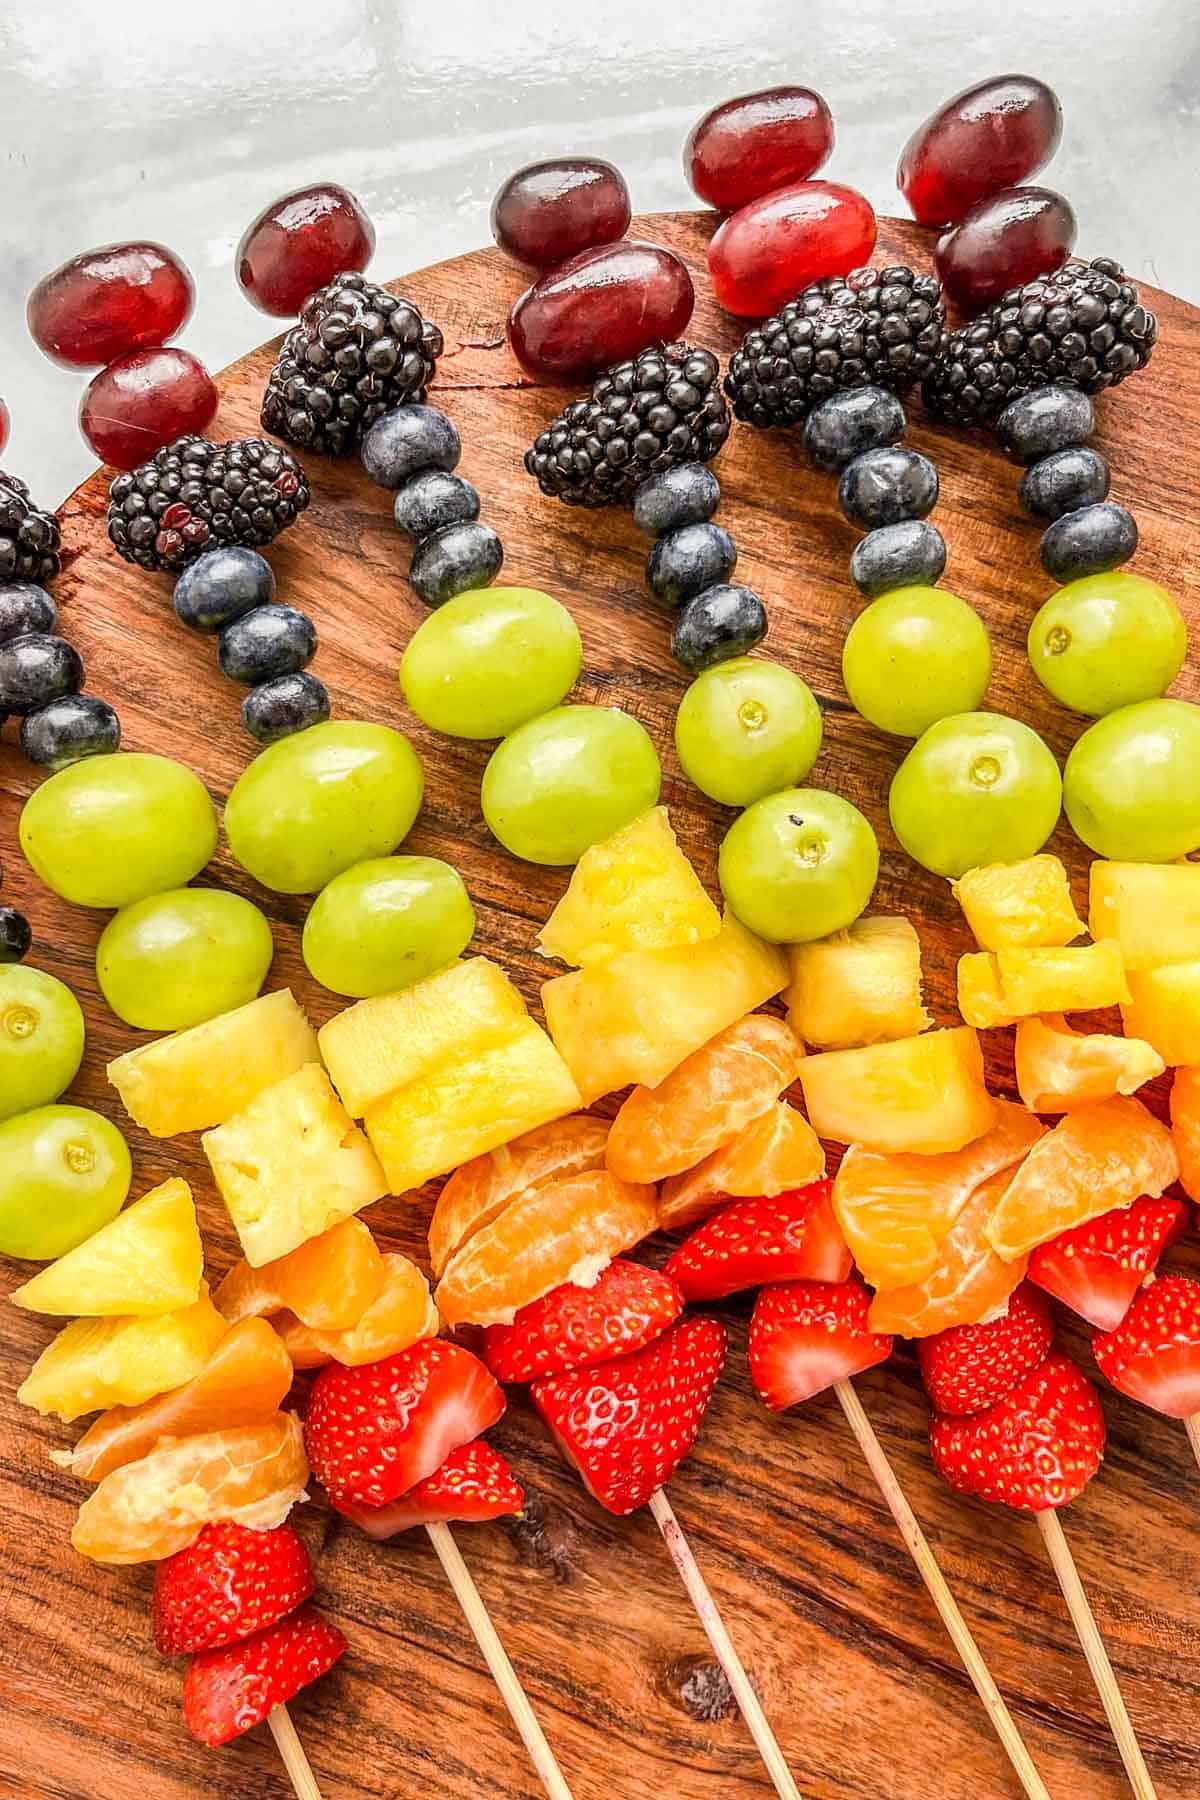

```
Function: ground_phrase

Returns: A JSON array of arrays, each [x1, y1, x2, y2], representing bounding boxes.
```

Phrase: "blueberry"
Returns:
[[839, 448, 938, 529], [671, 583, 767, 673], [803, 387, 907, 473], [241, 671, 331, 743], [850, 521, 947, 598], [361, 404, 460, 489], [410, 522, 504, 607], [996, 385, 1095, 464], [0, 905, 31, 963], [632, 464, 721, 537], [1019, 448, 1111, 520], [393, 470, 480, 539], [0, 581, 56, 645], [20, 694, 121, 768], [173, 546, 276, 634], [1040, 503, 1138, 581], [0, 632, 84, 715], [218, 604, 318, 685], [646, 523, 737, 608]]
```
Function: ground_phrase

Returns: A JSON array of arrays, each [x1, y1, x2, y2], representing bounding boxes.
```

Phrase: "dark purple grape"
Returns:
[[898, 75, 1063, 226], [491, 159, 630, 268], [936, 187, 1076, 315], [508, 241, 694, 382], [685, 87, 834, 211]]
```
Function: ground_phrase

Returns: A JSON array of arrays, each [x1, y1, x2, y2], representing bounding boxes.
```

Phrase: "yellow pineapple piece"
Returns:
[[1089, 862, 1200, 971], [203, 1064, 387, 1266], [786, 916, 930, 1050], [1122, 961, 1200, 1066], [798, 1026, 996, 1155], [18, 1287, 225, 1422], [11, 1177, 202, 1317], [107, 989, 318, 1138], [538, 805, 721, 967], [958, 941, 1130, 1028], [542, 913, 788, 1105], [951, 854, 1084, 950]]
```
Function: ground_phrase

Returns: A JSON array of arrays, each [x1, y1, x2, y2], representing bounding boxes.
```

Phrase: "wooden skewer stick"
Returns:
[[648, 1486, 801, 1800], [833, 1380, 1050, 1800], [425, 1519, 575, 1800], [1183, 1411, 1200, 1472], [1035, 1508, 1158, 1800], [268, 1705, 323, 1800]]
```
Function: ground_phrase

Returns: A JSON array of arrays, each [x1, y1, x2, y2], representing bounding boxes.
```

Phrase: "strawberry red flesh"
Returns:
[[483, 1258, 683, 1383], [182, 1605, 346, 1746], [1028, 1194, 1189, 1332], [918, 1284, 1054, 1417], [748, 1275, 892, 1411], [153, 1521, 314, 1657], [336, 1439, 524, 1537], [664, 1179, 851, 1302], [930, 1348, 1104, 1512], [1093, 1273, 1200, 1418]]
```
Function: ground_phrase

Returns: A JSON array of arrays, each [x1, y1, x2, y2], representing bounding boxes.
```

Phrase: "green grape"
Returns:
[[304, 855, 476, 998], [482, 705, 661, 866], [400, 586, 583, 739], [1028, 572, 1188, 716], [842, 585, 992, 738], [0, 967, 86, 1124], [225, 720, 424, 894], [0, 1104, 132, 1260], [718, 787, 879, 944], [889, 711, 1062, 878], [1064, 698, 1200, 860], [97, 888, 274, 1030], [674, 656, 823, 806], [19, 752, 217, 908]]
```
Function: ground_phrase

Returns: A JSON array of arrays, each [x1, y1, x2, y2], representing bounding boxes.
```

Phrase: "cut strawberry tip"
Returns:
[[1028, 1194, 1189, 1333], [917, 1284, 1054, 1418], [482, 1257, 684, 1384], [335, 1439, 524, 1537], [153, 1520, 315, 1658], [181, 1605, 346, 1747], [664, 1179, 852, 1303], [930, 1349, 1105, 1513], [749, 1276, 892, 1412], [1093, 1273, 1200, 1418]]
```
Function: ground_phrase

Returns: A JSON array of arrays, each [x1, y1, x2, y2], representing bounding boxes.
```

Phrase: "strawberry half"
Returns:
[[153, 1521, 315, 1657], [918, 1284, 1055, 1417], [747, 1275, 892, 1411], [336, 1440, 524, 1538], [664, 1179, 851, 1302], [182, 1605, 346, 1746], [305, 1341, 504, 1508], [1028, 1195, 1189, 1332], [483, 1258, 682, 1384], [930, 1349, 1104, 1512], [1093, 1274, 1200, 1418], [532, 1316, 725, 1515]]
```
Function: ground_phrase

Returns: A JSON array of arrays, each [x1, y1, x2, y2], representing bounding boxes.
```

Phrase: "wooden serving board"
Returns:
[[3, 212, 1200, 1800]]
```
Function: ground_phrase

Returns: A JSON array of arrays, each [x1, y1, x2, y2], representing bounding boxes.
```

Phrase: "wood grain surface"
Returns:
[[2, 212, 1199, 1800]]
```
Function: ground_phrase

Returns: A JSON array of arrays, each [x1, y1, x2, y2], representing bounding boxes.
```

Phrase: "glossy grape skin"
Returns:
[[685, 87, 834, 212], [96, 888, 274, 1031], [889, 711, 1062, 878], [0, 633, 83, 714], [27, 241, 194, 369], [0, 966, 86, 1123], [21, 694, 122, 769], [675, 657, 823, 806], [400, 587, 582, 740], [0, 397, 9, 455], [898, 75, 1063, 227], [224, 720, 424, 894], [0, 1104, 132, 1261], [708, 181, 877, 318], [1064, 699, 1200, 861], [20, 753, 217, 908], [1028, 573, 1186, 716], [718, 787, 879, 944], [237, 183, 375, 317], [935, 187, 1076, 316], [491, 159, 631, 269], [508, 242, 694, 382], [481, 706, 661, 866], [80, 348, 218, 469], [842, 586, 993, 738], [303, 855, 475, 998], [0, 583, 55, 645], [241, 672, 330, 744]]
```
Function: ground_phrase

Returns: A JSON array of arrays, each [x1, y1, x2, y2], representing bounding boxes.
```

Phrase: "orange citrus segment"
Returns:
[[278, 1255, 439, 1368], [799, 1027, 996, 1156], [1170, 1067, 1200, 1203], [1014, 1014, 1164, 1113], [658, 1102, 825, 1231], [214, 1217, 387, 1331], [985, 1095, 1180, 1262], [868, 1170, 1029, 1337], [429, 1116, 609, 1279]]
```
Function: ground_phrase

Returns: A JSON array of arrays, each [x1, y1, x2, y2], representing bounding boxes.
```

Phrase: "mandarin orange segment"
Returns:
[[606, 1014, 803, 1184], [1089, 861, 1200, 971], [1122, 961, 1200, 1067], [799, 1027, 996, 1156], [957, 940, 1130, 1029], [278, 1254, 439, 1368], [867, 1170, 1029, 1337], [1170, 1067, 1200, 1203], [429, 1116, 609, 1279], [786, 916, 930, 1050], [71, 1412, 308, 1564], [435, 1169, 657, 1329], [1015, 1014, 1164, 1113], [952, 855, 1084, 950], [658, 1102, 825, 1231], [214, 1216, 387, 1331], [985, 1095, 1179, 1262]]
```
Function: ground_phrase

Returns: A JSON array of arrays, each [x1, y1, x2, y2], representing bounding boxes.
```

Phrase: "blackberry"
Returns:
[[923, 257, 1157, 427], [0, 471, 61, 585], [261, 272, 444, 456], [724, 266, 947, 430], [107, 436, 310, 573], [524, 343, 730, 509]]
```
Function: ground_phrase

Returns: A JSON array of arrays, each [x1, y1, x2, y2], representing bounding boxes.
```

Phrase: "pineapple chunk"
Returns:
[[364, 1018, 582, 1195], [1122, 961, 1200, 1066], [958, 941, 1130, 1029], [798, 1027, 996, 1155], [951, 855, 1085, 950], [538, 805, 721, 967], [319, 957, 526, 1118], [203, 1064, 387, 1266], [18, 1288, 225, 1422], [786, 917, 930, 1050], [11, 1178, 202, 1317], [1089, 862, 1200, 970], [107, 988, 319, 1138], [542, 913, 788, 1105]]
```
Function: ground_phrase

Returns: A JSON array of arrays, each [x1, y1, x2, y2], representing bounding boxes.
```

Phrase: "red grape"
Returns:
[[491, 158, 631, 269], [898, 75, 1062, 227], [708, 181, 877, 318], [27, 242, 193, 369], [508, 240, 694, 381], [936, 187, 1076, 316], [80, 347, 218, 469], [0, 399, 8, 456], [685, 86, 834, 212], [236, 183, 375, 317]]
